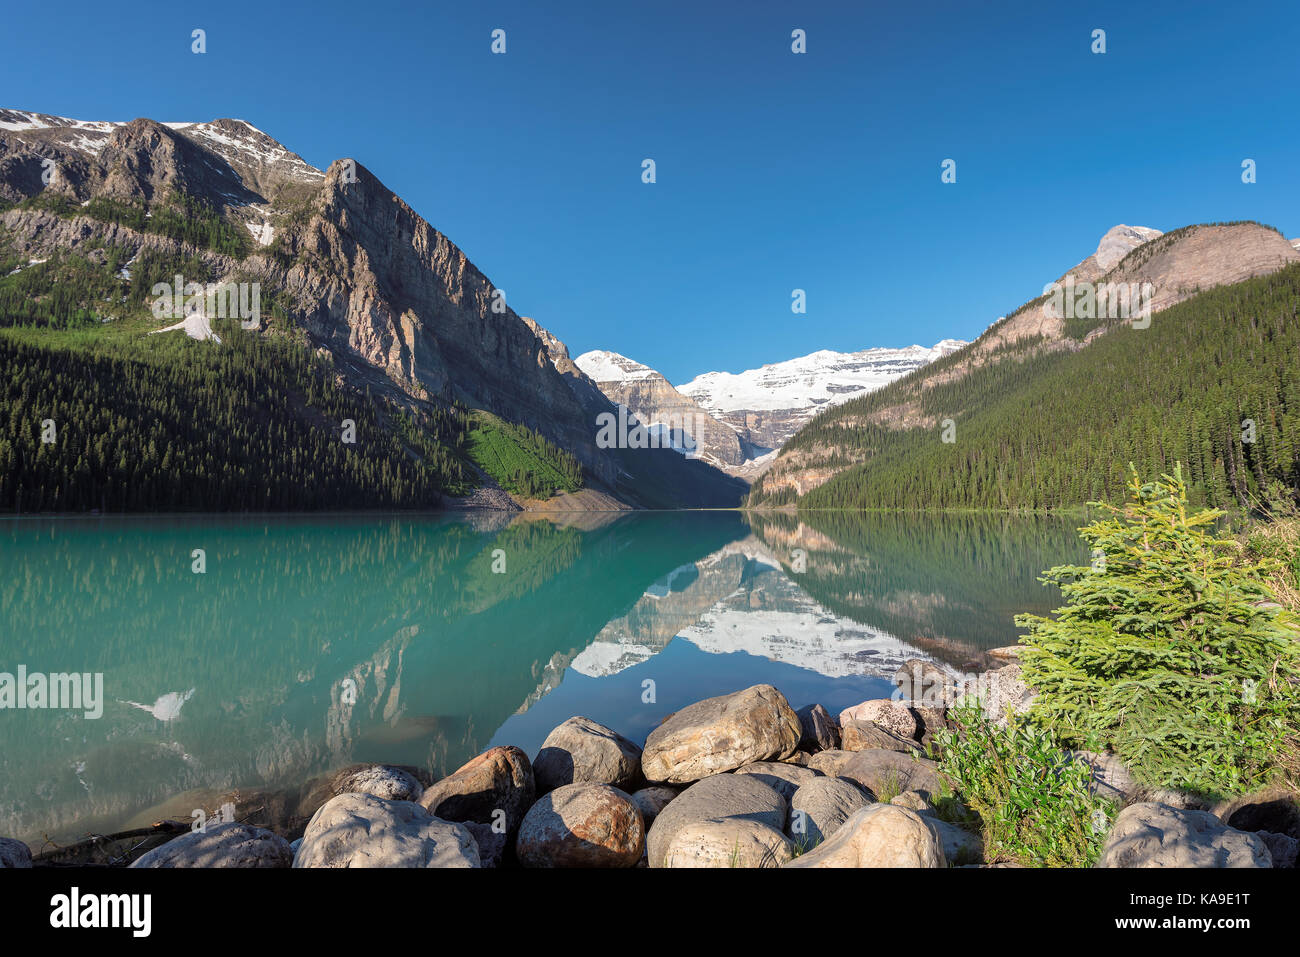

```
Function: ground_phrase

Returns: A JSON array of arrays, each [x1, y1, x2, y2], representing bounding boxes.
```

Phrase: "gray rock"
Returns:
[[929, 818, 983, 865], [642, 684, 801, 784], [329, 764, 425, 803], [533, 716, 642, 793], [0, 838, 32, 868], [732, 761, 822, 801], [631, 786, 679, 828], [795, 703, 840, 752], [841, 719, 922, 754], [646, 773, 787, 868], [807, 749, 855, 777], [1256, 831, 1298, 868], [130, 822, 293, 868], [789, 776, 873, 845], [516, 784, 644, 868], [837, 699, 919, 739], [295, 793, 480, 868], [461, 821, 509, 868], [1065, 750, 1136, 803], [784, 804, 947, 868], [893, 659, 960, 708], [891, 790, 935, 814], [835, 749, 946, 800], [419, 745, 534, 838], [664, 818, 795, 868], [1096, 803, 1272, 868]]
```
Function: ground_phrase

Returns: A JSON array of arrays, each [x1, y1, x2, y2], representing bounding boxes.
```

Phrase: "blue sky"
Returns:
[[4, 0, 1298, 382]]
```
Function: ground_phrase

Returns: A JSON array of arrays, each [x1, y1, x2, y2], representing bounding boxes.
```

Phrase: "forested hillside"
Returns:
[[765, 263, 1300, 511], [0, 328, 475, 511]]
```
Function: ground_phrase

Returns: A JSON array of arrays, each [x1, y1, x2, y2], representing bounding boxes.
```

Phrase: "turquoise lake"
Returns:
[[0, 509, 1087, 847]]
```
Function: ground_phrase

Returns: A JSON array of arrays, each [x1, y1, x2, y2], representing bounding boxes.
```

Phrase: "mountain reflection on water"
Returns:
[[0, 509, 1083, 846]]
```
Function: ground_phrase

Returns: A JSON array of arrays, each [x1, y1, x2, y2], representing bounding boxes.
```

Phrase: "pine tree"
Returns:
[[1015, 464, 1300, 798]]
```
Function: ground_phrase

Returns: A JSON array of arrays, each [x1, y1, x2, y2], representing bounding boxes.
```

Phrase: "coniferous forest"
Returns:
[[0, 329, 475, 511], [766, 263, 1300, 512]]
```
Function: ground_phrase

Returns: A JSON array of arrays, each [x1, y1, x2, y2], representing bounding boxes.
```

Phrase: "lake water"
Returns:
[[0, 509, 1086, 847]]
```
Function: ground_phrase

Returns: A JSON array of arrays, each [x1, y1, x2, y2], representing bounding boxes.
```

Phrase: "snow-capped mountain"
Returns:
[[574, 350, 760, 469], [678, 340, 967, 449]]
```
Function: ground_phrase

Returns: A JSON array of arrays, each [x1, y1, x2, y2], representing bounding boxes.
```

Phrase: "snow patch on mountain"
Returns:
[[679, 340, 967, 415], [574, 350, 661, 383]]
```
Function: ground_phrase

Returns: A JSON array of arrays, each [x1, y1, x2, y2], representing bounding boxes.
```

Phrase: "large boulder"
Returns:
[[795, 703, 840, 752], [533, 716, 643, 793], [836, 749, 946, 799], [784, 804, 947, 868], [646, 773, 787, 868], [1096, 803, 1272, 868], [837, 699, 918, 740], [0, 838, 32, 868], [419, 746, 535, 837], [664, 818, 795, 868], [328, 764, 426, 803], [789, 776, 873, 845], [732, 761, 822, 801], [641, 684, 801, 784], [841, 720, 922, 754], [130, 822, 293, 868], [631, 786, 679, 829], [516, 784, 644, 868], [295, 793, 479, 868]]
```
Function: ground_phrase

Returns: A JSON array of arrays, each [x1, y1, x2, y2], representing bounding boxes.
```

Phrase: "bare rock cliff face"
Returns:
[[264, 159, 626, 485]]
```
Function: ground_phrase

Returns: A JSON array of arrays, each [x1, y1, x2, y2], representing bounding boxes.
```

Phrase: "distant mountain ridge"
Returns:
[[749, 220, 1300, 508], [571, 340, 967, 476], [679, 340, 968, 449]]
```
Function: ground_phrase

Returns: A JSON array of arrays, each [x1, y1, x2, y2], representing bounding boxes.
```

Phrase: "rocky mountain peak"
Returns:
[[574, 350, 661, 383], [1094, 224, 1163, 271]]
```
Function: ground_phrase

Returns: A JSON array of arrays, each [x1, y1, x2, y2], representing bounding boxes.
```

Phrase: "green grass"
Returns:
[[465, 410, 582, 499]]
